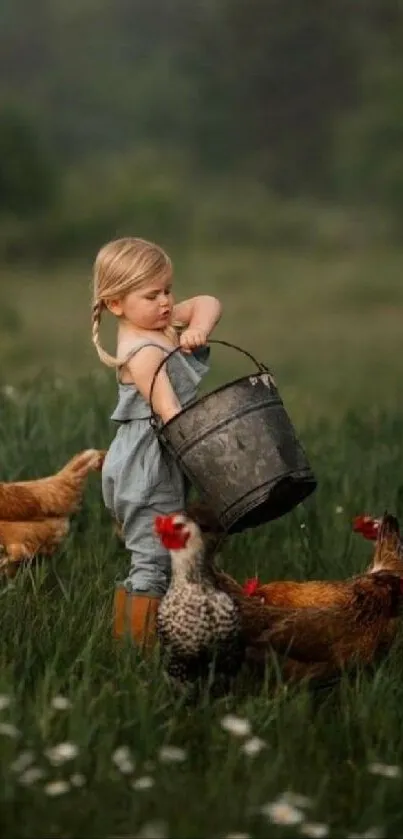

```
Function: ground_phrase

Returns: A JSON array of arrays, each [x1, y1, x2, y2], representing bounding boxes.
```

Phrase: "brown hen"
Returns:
[[0, 518, 70, 577], [0, 448, 105, 574], [0, 449, 105, 520], [215, 567, 403, 684], [187, 504, 403, 685]]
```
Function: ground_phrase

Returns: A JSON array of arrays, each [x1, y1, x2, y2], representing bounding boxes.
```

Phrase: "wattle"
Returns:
[[161, 535, 188, 551]]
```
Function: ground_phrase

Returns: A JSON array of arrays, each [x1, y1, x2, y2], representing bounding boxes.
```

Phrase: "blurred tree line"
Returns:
[[0, 0, 403, 258]]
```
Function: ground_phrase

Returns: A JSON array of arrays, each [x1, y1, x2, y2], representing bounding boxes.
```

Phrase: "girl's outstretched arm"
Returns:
[[124, 346, 181, 424], [174, 295, 222, 353]]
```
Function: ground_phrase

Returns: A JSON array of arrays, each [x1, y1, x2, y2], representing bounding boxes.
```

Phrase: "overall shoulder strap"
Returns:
[[116, 341, 170, 382]]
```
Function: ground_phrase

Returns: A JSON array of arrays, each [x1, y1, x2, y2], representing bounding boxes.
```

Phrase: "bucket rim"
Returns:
[[158, 370, 280, 433]]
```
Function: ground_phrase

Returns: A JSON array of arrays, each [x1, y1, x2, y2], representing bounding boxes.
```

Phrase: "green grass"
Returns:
[[2, 377, 403, 837]]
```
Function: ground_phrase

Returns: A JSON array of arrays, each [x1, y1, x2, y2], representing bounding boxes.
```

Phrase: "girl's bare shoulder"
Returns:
[[117, 329, 175, 360]]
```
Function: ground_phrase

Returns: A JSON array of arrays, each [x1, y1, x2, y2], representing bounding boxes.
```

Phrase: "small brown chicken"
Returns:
[[204, 511, 403, 684], [0, 449, 105, 520], [262, 571, 403, 661], [0, 448, 105, 574], [216, 566, 403, 683], [154, 512, 245, 696], [240, 575, 355, 609], [0, 518, 70, 577]]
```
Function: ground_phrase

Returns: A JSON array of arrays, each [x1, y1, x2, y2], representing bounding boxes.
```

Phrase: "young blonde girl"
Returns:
[[92, 237, 222, 650]]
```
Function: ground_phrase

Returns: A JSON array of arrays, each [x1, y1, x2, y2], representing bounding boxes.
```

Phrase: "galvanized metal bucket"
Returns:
[[149, 340, 317, 534]]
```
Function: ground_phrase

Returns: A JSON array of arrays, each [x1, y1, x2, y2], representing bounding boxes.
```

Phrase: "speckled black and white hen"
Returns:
[[154, 512, 244, 696]]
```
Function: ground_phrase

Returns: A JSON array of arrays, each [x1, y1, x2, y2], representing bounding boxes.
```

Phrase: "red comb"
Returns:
[[242, 577, 262, 597], [154, 514, 177, 535], [154, 513, 189, 551], [352, 515, 380, 541]]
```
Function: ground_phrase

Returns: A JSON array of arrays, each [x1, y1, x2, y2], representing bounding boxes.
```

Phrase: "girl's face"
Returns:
[[107, 273, 174, 331]]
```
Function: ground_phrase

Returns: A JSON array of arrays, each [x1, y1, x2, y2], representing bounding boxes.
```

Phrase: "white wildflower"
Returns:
[[301, 823, 329, 838], [158, 745, 187, 763], [117, 758, 134, 774], [335, 506, 344, 514], [300, 523, 306, 529], [70, 773, 86, 787], [11, 750, 35, 773], [45, 742, 79, 765], [136, 821, 168, 839], [112, 745, 131, 763], [262, 798, 305, 826], [241, 736, 266, 757], [0, 695, 11, 711], [112, 745, 135, 774], [220, 714, 252, 738], [51, 695, 71, 711], [19, 767, 45, 786], [44, 780, 70, 796], [132, 775, 154, 791], [0, 722, 20, 738], [367, 762, 401, 779]]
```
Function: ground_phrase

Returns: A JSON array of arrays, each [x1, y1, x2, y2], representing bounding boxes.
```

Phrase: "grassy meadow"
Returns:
[[1, 244, 403, 837], [2, 242, 403, 423]]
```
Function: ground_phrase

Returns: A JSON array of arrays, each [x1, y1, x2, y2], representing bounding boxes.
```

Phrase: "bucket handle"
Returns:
[[149, 338, 269, 428]]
